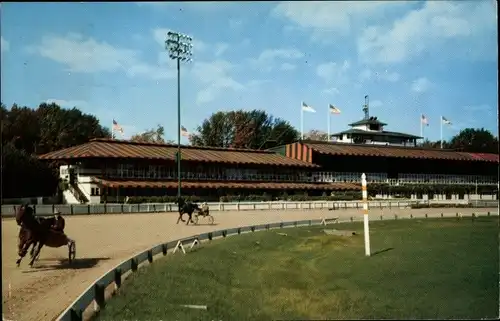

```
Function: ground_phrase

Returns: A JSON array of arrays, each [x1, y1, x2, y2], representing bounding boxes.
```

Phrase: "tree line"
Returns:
[[1, 101, 498, 200]]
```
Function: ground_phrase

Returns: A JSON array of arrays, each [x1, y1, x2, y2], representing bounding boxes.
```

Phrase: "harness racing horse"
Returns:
[[27, 215, 66, 259], [175, 197, 200, 225], [15, 205, 74, 267]]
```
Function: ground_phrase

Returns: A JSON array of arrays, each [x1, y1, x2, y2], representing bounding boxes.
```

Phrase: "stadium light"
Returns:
[[165, 31, 193, 198]]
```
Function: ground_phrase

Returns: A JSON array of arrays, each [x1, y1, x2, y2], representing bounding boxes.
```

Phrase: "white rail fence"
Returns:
[[56, 211, 498, 321], [1, 200, 498, 217]]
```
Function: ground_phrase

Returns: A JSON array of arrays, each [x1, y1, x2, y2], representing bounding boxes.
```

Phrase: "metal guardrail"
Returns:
[[1, 200, 498, 217], [56, 211, 499, 321]]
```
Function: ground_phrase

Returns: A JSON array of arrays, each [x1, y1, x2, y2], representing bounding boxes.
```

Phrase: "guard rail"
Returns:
[[2, 200, 498, 217]]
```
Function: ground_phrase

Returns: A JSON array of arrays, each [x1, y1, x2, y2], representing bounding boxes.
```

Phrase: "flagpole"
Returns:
[[440, 116, 443, 149], [300, 101, 304, 140], [420, 115, 423, 141], [327, 105, 331, 142]]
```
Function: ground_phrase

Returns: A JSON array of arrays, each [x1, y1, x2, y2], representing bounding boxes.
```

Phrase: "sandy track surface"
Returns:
[[1, 207, 496, 321]]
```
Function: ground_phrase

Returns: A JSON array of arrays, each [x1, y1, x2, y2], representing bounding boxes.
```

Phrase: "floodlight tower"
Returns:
[[165, 31, 192, 198]]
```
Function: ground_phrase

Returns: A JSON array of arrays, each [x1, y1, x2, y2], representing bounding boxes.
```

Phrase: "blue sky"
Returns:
[[1, 1, 497, 143]]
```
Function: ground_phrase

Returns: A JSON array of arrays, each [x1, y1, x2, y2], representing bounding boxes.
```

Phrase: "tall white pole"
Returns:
[[300, 102, 304, 140], [361, 173, 371, 257], [420, 116, 423, 141], [327, 105, 331, 142], [440, 116, 443, 149], [111, 121, 114, 139]]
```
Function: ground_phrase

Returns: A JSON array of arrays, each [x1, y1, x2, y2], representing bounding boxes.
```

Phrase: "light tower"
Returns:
[[165, 31, 193, 198]]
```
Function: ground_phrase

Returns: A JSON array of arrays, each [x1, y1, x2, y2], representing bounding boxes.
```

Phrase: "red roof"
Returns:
[[302, 141, 499, 162], [39, 138, 318, 168], [466, 153, 499, 162], [91, 177, 359, 190]]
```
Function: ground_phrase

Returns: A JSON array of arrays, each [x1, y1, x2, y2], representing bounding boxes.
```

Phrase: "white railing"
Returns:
[[82, 168, 497, 186], [2, 199, 498, 217]]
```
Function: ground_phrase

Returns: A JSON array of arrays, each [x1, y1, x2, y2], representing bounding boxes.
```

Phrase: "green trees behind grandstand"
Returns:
[[1, 102, 110, 199], [189, 109, 299, 149]]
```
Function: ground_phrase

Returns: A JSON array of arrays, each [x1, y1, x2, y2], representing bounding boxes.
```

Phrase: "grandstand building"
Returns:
[[39, 136, 498, 204], [39, 139, 359, 204]]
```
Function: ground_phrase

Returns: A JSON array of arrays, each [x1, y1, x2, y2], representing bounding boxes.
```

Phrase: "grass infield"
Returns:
[[95, 217, 499, 320]]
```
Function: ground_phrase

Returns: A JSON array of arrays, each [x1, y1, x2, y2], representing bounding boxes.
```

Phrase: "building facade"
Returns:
[[41, 139, 359, 204]]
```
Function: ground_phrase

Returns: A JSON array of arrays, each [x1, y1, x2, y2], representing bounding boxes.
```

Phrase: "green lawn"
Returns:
[[96, 217, 499, 320]]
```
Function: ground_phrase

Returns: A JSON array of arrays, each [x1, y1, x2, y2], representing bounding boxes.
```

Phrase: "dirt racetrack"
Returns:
[[2, 207, 497, 321]]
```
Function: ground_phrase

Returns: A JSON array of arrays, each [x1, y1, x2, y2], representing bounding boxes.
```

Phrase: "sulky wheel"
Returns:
[[193, 214, 199, 225], [208, 215, 215, 225], [68, 240, 76, 263]]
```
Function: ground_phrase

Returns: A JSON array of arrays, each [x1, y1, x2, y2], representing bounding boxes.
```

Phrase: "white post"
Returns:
[[362, 173, 370, 256], [111, 121, 114, 139], [440, 116, 443, 149], [420, 115, 423, 141], [300, 102, 304, 140], [327, 105, 331, 142]]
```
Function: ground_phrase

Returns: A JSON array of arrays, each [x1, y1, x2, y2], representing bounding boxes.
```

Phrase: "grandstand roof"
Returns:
[[38, 138, 318, 168], [295, 140, 499, 162]]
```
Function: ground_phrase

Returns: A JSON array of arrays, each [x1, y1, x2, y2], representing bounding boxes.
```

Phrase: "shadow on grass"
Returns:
[[371, 247, 395, 256], [22, 257, 110, 273]]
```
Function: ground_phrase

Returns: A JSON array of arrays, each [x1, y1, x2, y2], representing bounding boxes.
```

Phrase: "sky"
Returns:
[[1, 1, 498, 143]]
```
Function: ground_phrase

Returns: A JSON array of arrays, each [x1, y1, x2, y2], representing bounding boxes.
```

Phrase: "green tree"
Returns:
[[189, 109, 298, 149], [448, 128, 498, 153], [36, 102, 111, 154], [1, 142, 58, 199], [1, 101, 111, 198], [130, 124, 174, 143]]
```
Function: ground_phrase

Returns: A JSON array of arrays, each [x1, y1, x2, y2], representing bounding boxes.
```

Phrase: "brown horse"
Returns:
[[15, 205, 69, 267]]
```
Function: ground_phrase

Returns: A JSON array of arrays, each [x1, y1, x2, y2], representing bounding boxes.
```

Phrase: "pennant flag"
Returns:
[[112, 119, 124, 134], [441, 116, 452, 125], [329, 104, 341, 114], [421, 114, 429, 126], [301, 102, 316, 113], [180, 126, 191, 137]]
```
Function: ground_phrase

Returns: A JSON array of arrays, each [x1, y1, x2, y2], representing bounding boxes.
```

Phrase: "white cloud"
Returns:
[[273, 1, 406, 40], [379, 71, 400, 82], [359, 69, 372, 82], [214, 43, 229, 56], [1, 36, 9, 52], [251, 48, 304, 71], [280, 62, 296, 71], [316, 60, 350, 84], [192, 60, 245, 104], [360, 69, 400, 82], [411, 77, 432, 93], [370, 100, 383, 108], [357, 1, 497, 64], [33, 33, 175, 80], [322, 87, 340, 95]]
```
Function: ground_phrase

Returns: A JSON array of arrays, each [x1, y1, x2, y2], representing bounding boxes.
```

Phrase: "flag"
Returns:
[[441, 116, 452, 125], [112, 119, 124, 134], [302, 102, 316, 113], [180, 126, 190, 137], [329, 104, 341, 114], [421, 114, 429, 126]]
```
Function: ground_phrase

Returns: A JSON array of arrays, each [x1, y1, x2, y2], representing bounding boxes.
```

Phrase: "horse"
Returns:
[[15, 205, 68, 267], [26, 215, 66, 259], [17, 225, 74, 267], [175, 197, 200, 225]]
